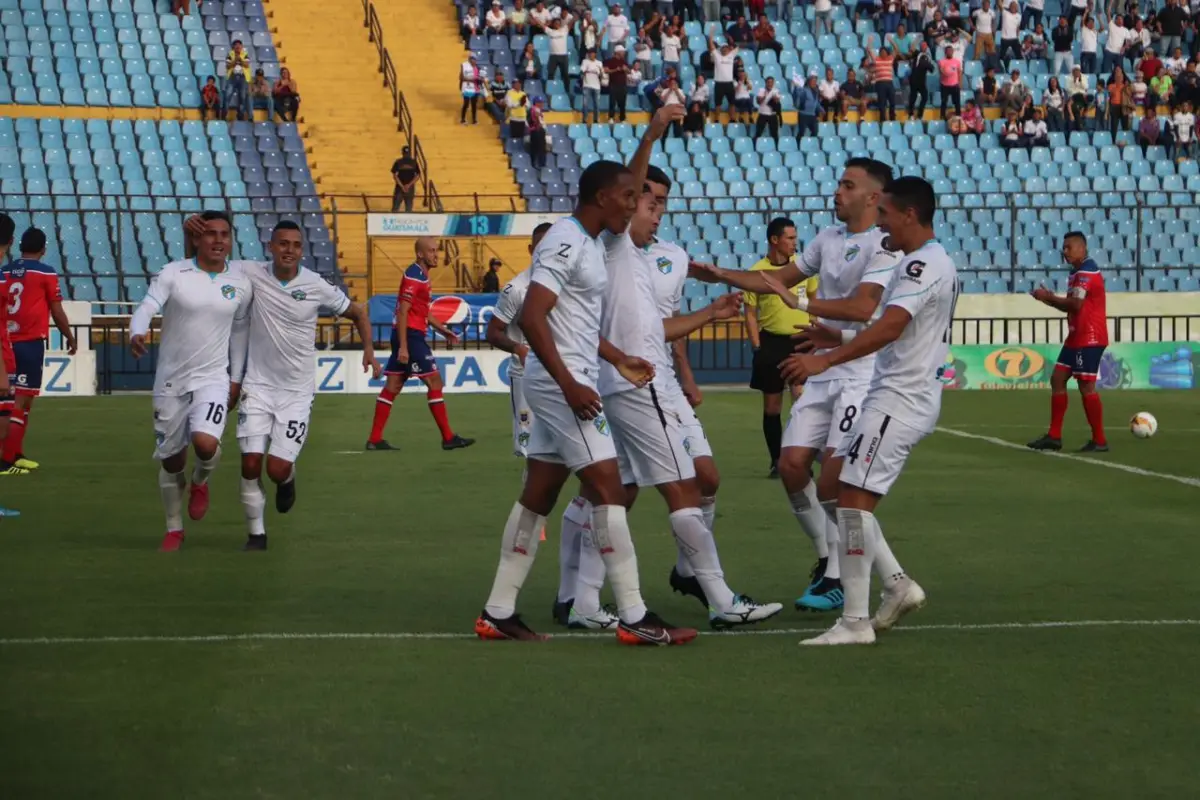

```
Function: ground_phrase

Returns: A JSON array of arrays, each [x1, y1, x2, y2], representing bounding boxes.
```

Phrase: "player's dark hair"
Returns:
[[200, 210, 233, 228], [844, 157, 894, 187], [1064, 230, 1087, 246], [766, 217, 795, 242], [645, 165, 672, 191], [272, 220, 302, 234], [0, 213, 14, 247], [578, 159, 631, 205], [883, 176, 937, 226], [19, 227, 47, 254], [532, 221, 553, 238]]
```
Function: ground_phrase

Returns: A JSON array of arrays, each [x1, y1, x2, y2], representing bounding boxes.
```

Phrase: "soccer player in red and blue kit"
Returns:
[[1028, 231, 1109, 453], [365, 236, 474, 451], [1, 227, 77, 472], [0, 214, 28, 499]]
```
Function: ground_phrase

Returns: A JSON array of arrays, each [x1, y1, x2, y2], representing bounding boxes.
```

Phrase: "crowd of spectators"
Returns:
[[197, 36, 300, 122], [458, 0, 1200, 158]]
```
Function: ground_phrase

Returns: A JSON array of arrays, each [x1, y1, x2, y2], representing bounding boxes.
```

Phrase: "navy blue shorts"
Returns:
[[1055, 345, 1105, 380], [12, 339, 44, 394], [384, 328, 438, 378]]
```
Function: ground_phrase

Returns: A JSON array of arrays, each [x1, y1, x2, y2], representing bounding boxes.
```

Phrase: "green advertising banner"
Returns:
[[944, 342, 1200, 391]]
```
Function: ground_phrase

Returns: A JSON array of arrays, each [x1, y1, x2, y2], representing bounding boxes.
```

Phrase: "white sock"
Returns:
[[484, 502, 546, 620], [820, 500, 841, 581], [670, 507, 736, 612], [591, 504, 647, 624], [573, 522, 607, 615], [837, 507, 878, 621], [679, 494, 716, 578], [872, 521, 907, 590], [699, 495, 717, 533], [241, 477, 266, 536], [158, 467, 186, 532], [557, 497, 590, 603], [789, 479, 829, 559], [191, 446, 221, 486]]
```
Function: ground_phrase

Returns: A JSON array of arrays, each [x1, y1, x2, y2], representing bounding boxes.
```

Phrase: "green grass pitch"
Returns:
[[1, 389, 1198, 798]]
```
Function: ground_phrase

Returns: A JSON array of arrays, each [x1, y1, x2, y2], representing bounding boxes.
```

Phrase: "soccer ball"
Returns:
[[1129, 412, 1158, 439]]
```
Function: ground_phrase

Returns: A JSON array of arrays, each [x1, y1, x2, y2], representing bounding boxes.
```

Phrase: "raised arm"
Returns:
[[662, 292, 742, 341], [688, 260, 807, 293]]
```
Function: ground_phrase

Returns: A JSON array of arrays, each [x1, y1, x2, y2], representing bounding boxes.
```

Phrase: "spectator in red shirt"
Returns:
[[200, 76, 220, 121], [366, 237, 474, 452], [1028, 232, 1109, 453]]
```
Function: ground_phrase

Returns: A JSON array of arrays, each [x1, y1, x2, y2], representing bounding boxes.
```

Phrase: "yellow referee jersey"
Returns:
[[743, 257, 819, 335]]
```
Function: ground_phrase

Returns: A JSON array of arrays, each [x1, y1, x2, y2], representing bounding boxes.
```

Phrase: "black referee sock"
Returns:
[[763, 413, 782, 466]]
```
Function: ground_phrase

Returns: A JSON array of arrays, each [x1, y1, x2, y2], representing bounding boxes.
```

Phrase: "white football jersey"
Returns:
[[598, 231, 666, 397], [863, 240, 959, 433], [131, 259, 254, 396], [492, 268, 532, 379], [643, 238, 690, 389], [798, 225, 902, 384], [525, 217, 607, 389], [236, 261, 352, 394]]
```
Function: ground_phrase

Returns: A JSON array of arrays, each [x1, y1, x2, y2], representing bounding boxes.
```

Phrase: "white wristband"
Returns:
[[841, 329, 856, 344], [794, 295, 809, 312]]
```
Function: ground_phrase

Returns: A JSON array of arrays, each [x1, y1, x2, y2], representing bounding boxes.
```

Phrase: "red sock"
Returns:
[[1048, 392, 1068, 439], [3, 408, 26, 463], [1081, 392, 1106, 445], [427, 388, 454, 442], [368, 389, 398, 443]]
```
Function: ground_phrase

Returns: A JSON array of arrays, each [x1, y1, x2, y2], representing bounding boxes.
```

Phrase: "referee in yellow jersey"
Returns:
[[745, 217, 818, 478]]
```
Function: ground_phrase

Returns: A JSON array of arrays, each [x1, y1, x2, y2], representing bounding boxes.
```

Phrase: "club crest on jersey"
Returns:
[[290, 289, 307, 301], [683, 437, 693, 456], [518, 411, 530, 424], [656, 256, 673, 274], [844, 245, 861, 262], [8, 266, 25, 278], [220, 285, 237, 300], [593, 416, 610, 436]]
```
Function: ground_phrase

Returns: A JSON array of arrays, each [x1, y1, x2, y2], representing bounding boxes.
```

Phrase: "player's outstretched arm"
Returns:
[[688, 260, 805, 294], [628, 105, 686, 190], [343, 302, 382, 379], [129, 270, 173, 357], [663, 292, 743, 341], [780, 305, 912, 384], [805, 283, 886, 322]]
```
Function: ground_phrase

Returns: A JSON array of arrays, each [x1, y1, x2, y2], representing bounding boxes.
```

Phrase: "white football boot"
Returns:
[[567, 606, 620, 630], [709, 595, 784, 630], [800, 617, 877, 646], [872, 578, 927, 632]]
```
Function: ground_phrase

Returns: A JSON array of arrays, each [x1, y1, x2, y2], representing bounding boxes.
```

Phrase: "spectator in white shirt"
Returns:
[[1021, 0, 1044, 31], [733, 70, 754, 123], [545, 16, 573, 94], [604, 4, 630, 56], [1066, 65, 1091, 130], [460, 5, 481, 43], [580, 49, 603, 123], [755, 76, 782, 142], [485, 1, 508, 35], [709, 33, 739, 117], [1172, 101, 1197, 159], [1079, 15, 1098, 74], [577, 11, 599, 53], [1103, 15, 1129, 75], [818, 67, 842, 120], [657, 76, 687, 135], [661, 24, 682, 76], [999, 2, 1022, 66], [528, 0, 550, 34], [634, 35, 654, 79], [973, 0, 997, 57], [689, 74, 711, 112], [1164, 48, 1188, 77], [1024, 108, 1050, 147], [814, 0, 835, 36]]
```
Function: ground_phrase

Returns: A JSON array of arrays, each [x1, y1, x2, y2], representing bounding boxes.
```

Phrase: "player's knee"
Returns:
[[1077, 379, 1097, 395], [837, 481, 879, 512], [424, 373, 444, 392], [778, 448, 813, 484], [694, 458, 720, 497], [658, 478, 701, 512], [241, 454, 263, 480], [161, 450, 187, 474], [265, 458, 293, 484], [384, 374, 404, 394], [192, 433, 220, 460]]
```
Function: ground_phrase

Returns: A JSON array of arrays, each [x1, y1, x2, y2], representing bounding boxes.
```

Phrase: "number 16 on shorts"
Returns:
[[152, 385, 230, 459], [236, 390, 315, 462]]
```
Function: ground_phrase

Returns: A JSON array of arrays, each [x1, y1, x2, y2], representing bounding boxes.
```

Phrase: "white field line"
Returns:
[[936, 426, 1200, 488], [945, 423, 1200, 433], [1, 618, 1198, 646]]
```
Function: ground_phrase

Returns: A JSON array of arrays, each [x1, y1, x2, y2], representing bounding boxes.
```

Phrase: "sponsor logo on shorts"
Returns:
[[593, 415, 610, 436], [844, 244, 860, 262], [518, 432, 530, 447], [656, 256, 673, 274], [864, 435, 880, 465], [15, 374, 26, 386], [155, 432, 165, 446], [238, 410, 247, 425], [221, 285, 237, 300], [290, 289, 308, 301]]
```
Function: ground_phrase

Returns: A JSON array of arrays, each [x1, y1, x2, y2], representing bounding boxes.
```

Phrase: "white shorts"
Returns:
[[152, 384, 229, 460], [834, 406, 929, 496], [524, 374, 617, 472], [510, 374, 532, 458], [783, 377, 869, 452], [665, 387, 712, 460], [236, 387, 314, 463], [605, 386, 696, 488]]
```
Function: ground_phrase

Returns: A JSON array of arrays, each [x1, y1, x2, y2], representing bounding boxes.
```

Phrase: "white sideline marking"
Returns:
[[936, 426, 1200, 489], [947, 423, 1200, 434], [1, 618, 1197, 646]]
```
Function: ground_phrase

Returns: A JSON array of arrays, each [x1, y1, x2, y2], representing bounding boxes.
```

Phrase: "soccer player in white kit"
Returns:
[[130, 211, 253, 552], [476, 110, 698, 645], [229, 221, 380, 550], [568, 158, 783, 630], [690, 159, 902, 612], [781, 176, 958, 646]]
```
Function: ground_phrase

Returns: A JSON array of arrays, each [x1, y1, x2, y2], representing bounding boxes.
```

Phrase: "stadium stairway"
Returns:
[[264, 0, 414, 300], [374, 1, 532, 287]]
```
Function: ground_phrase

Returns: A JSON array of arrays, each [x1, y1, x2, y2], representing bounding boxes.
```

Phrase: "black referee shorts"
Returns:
[[750, 331, 795, 395]]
